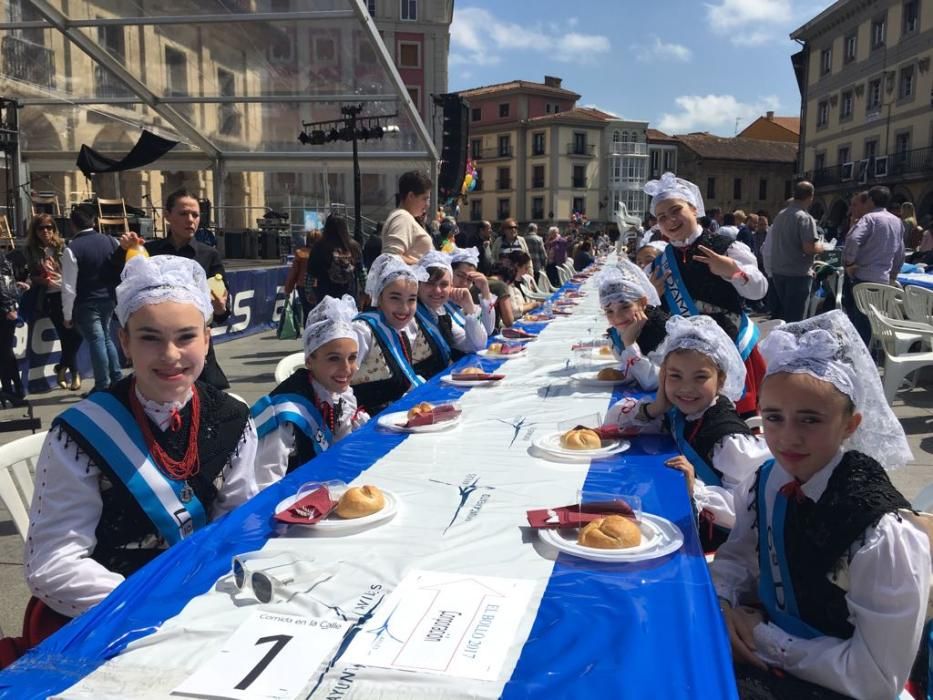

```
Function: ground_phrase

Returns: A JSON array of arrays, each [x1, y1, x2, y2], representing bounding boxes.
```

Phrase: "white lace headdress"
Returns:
[[650, 315, 746, 402], [759, 310, 912, 469], [416, 250, 453, 277], [643, 172, 706, 218], [364, 253, 428, 299], [597, 260, 660, 308], [449, 246, 479, 268], [302, 294, 359, 356], [116, 254, 212, 326]]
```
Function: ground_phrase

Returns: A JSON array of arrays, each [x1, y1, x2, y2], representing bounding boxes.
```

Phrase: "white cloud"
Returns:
[[657, 94, 780, 134], [450, 7, 610, 67], [632, 36, 693, 62], [705, 0, 792, 32]]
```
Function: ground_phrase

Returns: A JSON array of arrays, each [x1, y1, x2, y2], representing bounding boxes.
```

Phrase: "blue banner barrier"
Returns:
[[15, 266, 289, 393]]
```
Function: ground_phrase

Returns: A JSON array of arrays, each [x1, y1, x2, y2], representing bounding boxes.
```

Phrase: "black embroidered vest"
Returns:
[[413, 315, 451, 380], [761, 451, 911, 639], [636, 306, 670, 355], [270, 368, 335, 473], [666, 231, 742, 314], [53, 376, 249, 577], [676, 395, 751, 481], [436, 312, 465, 362]]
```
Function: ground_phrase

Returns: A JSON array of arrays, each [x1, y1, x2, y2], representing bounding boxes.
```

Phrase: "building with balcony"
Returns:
[[791, 0, 933, 227], [458, 76, 648, 227], [647, 129, 679, 181]]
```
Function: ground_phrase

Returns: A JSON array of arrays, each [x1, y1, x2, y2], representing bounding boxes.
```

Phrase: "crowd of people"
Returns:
[[0, 169, 930, 700]]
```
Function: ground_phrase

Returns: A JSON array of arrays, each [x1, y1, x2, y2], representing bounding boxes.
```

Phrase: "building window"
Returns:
[[572, 197, 585, 214], [706, 177, 716, 200], [532, 165, 545, 189], [843, 33, 857, 63], [815, 152, 826, 171], [400, 0, 416, 21], [315, 35, 336, 62], [903, 0, 919, 34], [871, 15, 886, 49], [531, 196, 544, 220], [572, 165, 585, 189], [498, 103, 510, 118], [817, 100, 829, 127], [470, 139, 481, 160], [367, 0, 376, 16], [470, 199, 482, 221], [398, 42, 420, 68], [497, 198, 510, 219], [165, 46, 188, 96], [864, 138, 878, 160], [898, 65, 915, 99], [572, 132, 587, 154], [217, 68, 240, 136], [611, 159, 622, 180], [471, 107, 481, 122], [406, 85, 420, 112], [474, 168, 482, 191], [497, 167, 510, 190], [553, 104, 561, 113], [820, 48, 832, 76], [546, 104, 552, 114], [840, 90, 854, 119], [758, 178, 767, 201], [895, 132, 911, 156], [497, 135, 511, 157], [650, 150, 660, 176], [358, 35, 377, 64], [663, 150, 675, 171], [532, 132, 545, 156], [867, 78, 882, 112], [733, 177, 742, 200], [837, 145, 850, 165]]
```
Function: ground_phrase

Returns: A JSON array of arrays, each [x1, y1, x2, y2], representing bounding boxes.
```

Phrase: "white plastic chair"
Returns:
[[869, 304, 933, 403], [856, 283, 924, 354], [0, 431, 47, 541], [274, 351, 306, 384], [520, 274, 549, 301], [226, 392, 249, 406], [756, 319, 785, 341], [744, 416, 763, 432], [536, 270, 556, 294], [904, 285, 933, 326], [557, 265, 571, 285]]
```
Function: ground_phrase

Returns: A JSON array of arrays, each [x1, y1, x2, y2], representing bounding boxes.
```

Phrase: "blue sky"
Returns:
[[448, 0, 835, 136]]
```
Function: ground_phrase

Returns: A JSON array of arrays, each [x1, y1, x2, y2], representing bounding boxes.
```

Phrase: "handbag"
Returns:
[[277, 291, 299, 340]]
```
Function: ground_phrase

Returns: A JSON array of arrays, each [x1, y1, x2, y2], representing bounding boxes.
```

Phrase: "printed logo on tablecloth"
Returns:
[[430, 473, 497, 534]]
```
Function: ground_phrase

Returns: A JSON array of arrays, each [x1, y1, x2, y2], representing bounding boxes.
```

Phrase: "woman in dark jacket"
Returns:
[[0, 249, 27, 402], [24, 215, 82, 390], [307, 215, 365, 305]]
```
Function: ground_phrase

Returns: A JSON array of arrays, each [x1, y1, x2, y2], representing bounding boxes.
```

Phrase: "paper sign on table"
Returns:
[[171, 610, 349, 700], [343, 569, 536, 682]]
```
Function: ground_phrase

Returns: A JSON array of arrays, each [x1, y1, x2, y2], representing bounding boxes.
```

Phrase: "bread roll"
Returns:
[[596, 367, 627, 381], [335, 485, 385, 518], [578, 515, 641, 549], [459, 367, 485, 375], [488, 343, 503, 353], [560, 428, 602, 450], [599, 345, 613, 356], [407, 402, 434, 421]]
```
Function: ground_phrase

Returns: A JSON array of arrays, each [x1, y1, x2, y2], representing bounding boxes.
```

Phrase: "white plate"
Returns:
[[538, 513, 684, 562], [571, 370, 634, 387], [478, 347, 526, 358], [275, 490, 398, 533], [441, 375, 504, 387], [376, 408, 462, 433], [531, 430, 630, 462]]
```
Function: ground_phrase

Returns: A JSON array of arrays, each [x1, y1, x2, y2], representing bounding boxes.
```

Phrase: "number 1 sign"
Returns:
[[171, 611, 349, 700]]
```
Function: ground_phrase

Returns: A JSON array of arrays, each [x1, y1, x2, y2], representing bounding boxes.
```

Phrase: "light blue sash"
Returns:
[[415, 302, 452, 366], [251, 393, 333, 456], [355, 310, 424, 388], [55, 392, 208, 545], [608, 327, 624, 354], [756, 460, 822, 640], [443, 301, 466, 328], [668, 408, 723, 488]]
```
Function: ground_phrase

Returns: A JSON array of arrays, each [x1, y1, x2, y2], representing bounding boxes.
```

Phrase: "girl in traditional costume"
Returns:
[[712, 311, 928, 700], [252, 295, 369, 488]]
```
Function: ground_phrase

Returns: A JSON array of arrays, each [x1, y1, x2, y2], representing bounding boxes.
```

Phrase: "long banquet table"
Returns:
[[0, 263, 738, 699]]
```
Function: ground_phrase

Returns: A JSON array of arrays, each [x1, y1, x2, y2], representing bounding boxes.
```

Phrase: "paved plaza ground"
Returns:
[[1, 329, 932, 636]]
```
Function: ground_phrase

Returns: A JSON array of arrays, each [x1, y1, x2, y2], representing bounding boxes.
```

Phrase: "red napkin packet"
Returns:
[[490, 343, 524, 355], [526, 501, 636, 529], [553, 309, 573, 316], [592, 424, 642, 440], [274, 486, 336, 524], [451, 372, 505, 381], [502, 327, 536, 339], [402, 403, 462, 428]]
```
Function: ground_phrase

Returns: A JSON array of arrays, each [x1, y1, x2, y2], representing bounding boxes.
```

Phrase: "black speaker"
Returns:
[[198, 198, 211, 228], [436, 94, 469, 200]]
